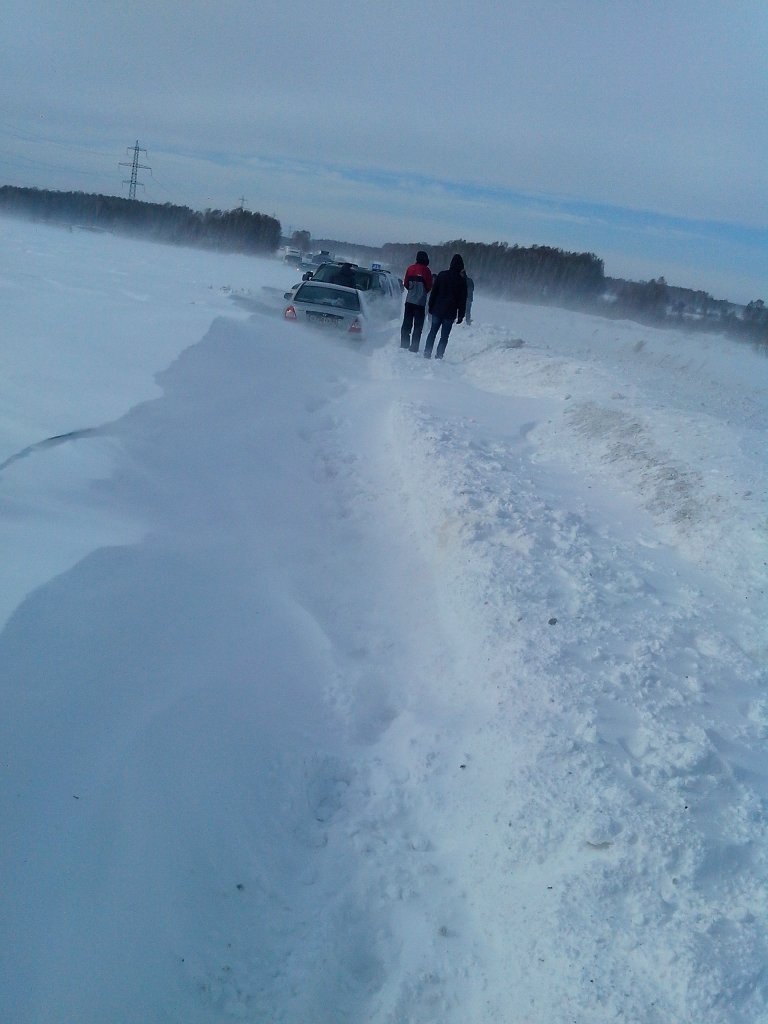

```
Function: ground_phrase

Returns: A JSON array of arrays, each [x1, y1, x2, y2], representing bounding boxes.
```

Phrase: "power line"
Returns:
[[0, 120, 110, 158], [0, 152, 99, 177], [146, 168, 175, 197], [119, 140, 151, 200], [0, 124, 180, 201]]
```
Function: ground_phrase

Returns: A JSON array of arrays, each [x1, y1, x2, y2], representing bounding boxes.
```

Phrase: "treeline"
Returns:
[[735, 299, 768, 347], [383, 239, 605, 302], [603, 275, 740, 326], [602, 276, 767, 347], [0, 186, 281, 254]]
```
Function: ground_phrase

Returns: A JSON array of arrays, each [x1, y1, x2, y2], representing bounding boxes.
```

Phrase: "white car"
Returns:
[[283, 281, 370, 338]]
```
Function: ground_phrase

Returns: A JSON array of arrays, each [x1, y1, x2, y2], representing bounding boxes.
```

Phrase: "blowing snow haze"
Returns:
[[1, 210, 768, 1023], [0, 0, 766, 302]]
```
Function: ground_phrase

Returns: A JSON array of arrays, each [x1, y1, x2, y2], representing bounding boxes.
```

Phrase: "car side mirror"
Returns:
[[284, 291, 292, 299], [302, 271, 313, 280]]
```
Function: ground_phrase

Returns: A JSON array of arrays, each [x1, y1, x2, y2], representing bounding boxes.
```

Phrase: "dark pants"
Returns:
[[424, 315, 454, 358], [400, 302, 426, 350]]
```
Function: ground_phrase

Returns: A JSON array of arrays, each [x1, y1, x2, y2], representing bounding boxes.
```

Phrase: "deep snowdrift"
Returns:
[[1, 218, 767, 1023]]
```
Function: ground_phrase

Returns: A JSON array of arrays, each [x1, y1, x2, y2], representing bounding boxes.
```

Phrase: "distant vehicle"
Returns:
[[283, 281, 369, 338], [299, 249, 337, 273], [282, 246, 302, 268], [291, 262, 402, 318]]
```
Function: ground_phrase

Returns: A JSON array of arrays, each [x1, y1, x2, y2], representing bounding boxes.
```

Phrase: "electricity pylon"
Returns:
[[119, 141, 151, 200]]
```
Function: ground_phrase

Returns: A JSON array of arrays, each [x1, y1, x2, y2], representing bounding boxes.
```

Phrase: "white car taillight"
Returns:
[[284, 305, 297, 320], [348, 318, 362, 334]]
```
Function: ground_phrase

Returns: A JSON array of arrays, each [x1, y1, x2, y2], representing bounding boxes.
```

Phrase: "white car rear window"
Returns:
[[296, 284, 361, 311]]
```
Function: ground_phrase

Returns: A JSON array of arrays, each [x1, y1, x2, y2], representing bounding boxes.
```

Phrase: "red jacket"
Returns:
[[403, 263, 433, 306]]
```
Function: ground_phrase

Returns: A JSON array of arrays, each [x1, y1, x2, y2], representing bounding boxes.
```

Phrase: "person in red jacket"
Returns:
[[400, 250, 433, 352]]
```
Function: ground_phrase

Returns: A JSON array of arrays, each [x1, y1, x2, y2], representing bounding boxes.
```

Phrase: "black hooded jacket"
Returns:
[[428, 254, 468, 321]]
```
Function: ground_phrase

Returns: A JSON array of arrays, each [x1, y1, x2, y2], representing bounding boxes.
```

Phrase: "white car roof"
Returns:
[[297, 280, 358, 293]]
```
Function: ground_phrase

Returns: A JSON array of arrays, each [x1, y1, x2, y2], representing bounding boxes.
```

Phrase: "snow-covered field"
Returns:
[[1, 217, 767, 1024]]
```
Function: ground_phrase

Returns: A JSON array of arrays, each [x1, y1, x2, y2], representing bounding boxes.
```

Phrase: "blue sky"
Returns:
[[1, 0, 765, 303]]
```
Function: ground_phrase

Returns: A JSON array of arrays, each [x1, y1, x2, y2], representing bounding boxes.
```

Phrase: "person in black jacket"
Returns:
[[423, 254, 468, 359]]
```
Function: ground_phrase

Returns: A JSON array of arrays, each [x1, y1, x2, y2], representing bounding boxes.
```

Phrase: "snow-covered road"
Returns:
[[1, 219, 767, 1023]]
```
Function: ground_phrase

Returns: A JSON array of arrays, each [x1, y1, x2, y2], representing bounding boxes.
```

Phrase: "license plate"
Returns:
[[306, 311, 341, 326]]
